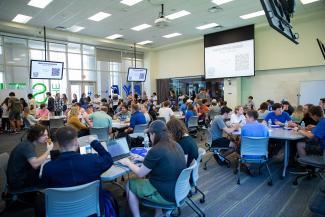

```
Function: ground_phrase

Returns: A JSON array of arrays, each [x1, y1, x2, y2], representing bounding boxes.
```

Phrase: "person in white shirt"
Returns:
[[230, 106, 246, 127], [140, 104, 151, 124], [27, 93, 36, 116], [151, 92, 158, 106], [158, 101, 174, 123]]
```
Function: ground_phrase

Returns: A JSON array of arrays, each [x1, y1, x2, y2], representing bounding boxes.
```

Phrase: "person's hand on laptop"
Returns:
[[130, 155, 144, 162], [118, 158, 131, 166]]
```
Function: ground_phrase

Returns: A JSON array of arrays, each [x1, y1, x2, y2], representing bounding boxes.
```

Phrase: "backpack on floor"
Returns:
[[100, 189, 119, 217]]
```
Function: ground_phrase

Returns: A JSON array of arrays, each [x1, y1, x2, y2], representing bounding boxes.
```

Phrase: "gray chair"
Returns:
[[89, 127, 109, 143], [133, 124, 148, 134], [190, 148, 206, 203], [187, 116, 199, 137]]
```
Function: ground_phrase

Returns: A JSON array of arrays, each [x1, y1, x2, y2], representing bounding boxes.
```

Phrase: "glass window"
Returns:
[[4, 37, 27, 46], [4, 44, 28, 66], [30, 49, 45, 60], [123, 59, 133, 72], [110, 71, 120, 87], [28, 40, 45, 50], [50, 51, 66, 68], [49, 43, 66, 52], [50, 69, 67, 96], [68, 53, 81, 69], [0, 65, 3, 83], [68, 43, 81, 53], [110, 62, 121, 71], [83, 70, 96, 81], [83, 45, 95, 55], [5, 66, 29, 84], [83, 55, 95, 70], [97, 61, 109, 71], [68, 69, 82, 81], [0, 45, 3, 64]]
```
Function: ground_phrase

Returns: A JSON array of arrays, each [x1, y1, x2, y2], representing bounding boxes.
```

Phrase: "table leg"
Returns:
[[282, 140, 289, 178]]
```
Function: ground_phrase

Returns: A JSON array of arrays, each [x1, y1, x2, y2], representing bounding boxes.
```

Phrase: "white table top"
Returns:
[[232, 127, 304, 140], [112, 120, 129, 129], [101, 164, 131, 181]]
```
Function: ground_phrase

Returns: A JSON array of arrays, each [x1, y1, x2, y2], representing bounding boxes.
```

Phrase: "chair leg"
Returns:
[[195, 186, 205, 203], [237, 160, 241, 185], [292, 173, 310, 185], [203, 154, 213, 170], [186, 198, 205, 217], [265, 162, 273, 186]]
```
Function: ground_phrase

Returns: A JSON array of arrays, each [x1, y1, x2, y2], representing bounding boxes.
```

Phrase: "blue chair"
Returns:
[[45, 180, 101, 217], [133, 124, 148, 134], [191, 148, 206, 203], [141, 160, 205, 217], [90, 127, 109, 143], [237, 136, 272, 186]]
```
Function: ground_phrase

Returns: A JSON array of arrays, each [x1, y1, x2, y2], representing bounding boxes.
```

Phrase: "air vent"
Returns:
[[55, 26, 67, 31], [208, 6, 223, 13]]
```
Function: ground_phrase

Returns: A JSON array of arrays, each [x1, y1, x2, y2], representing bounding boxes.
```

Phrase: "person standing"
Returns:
[[46, 92, 55, 114], [54, 93, 64, 116], [27, 93, 36, 116], [245, 96, 255, 111], [8, 92, 22, 133]]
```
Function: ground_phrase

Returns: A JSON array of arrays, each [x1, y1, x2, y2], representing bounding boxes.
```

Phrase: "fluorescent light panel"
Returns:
[[166, 10, 191, 20], [120, 0, 143, 6], [163, 33, 182, 38], [131, 24, 151, 31], [12, 14, 32, 23], [68, 25, 84, 32], [212, 0, 233, 5], [27, 0, 52, 8], [106, 34, 123, 39], [196, 23, 219, 30], [137, 40, 153, 45], [240, 10, 265, 19], [300, 0, 320, 4], [88, 12, 111, 22]]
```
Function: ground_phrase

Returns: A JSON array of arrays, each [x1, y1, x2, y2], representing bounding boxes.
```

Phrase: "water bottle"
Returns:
[[268, 119, 272, 128], [144, 134, 149, 149], [300, 121, 305, 129], [284, 120, 288, 128]]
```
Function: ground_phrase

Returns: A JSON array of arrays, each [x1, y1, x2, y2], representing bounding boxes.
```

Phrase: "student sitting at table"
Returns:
[[230, 106, 246, 127], [167, 118, 198, 167], [23, 107, 40, 126], [118, 120, 186, 217], [179, 97, 189, 115], [158, 101, 174, 123], [258, 102, 270, 120], [296, 106, 325, 157], [263, 103, 296, 127], [35, 103, 49, 119], [209, 99, 221, 121], [282, 101, 295, 116], [140, 104, 151, 124], [242, 110, 269, 138], [114, 103, 131, 121], [67, 106, 89, 137], [301, 104, 318, 130], [125, 103, 146, 134], [184, 103, 196, 127], [197, 99, 209, 124], [89, 106, 112, 130], [291, 105, 304, 123], [210, 107, 240, 149]]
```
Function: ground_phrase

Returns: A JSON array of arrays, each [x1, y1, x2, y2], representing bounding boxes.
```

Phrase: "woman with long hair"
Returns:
[[119, 120, 186, 217]]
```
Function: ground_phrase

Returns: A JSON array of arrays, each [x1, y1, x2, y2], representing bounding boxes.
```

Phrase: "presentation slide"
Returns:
[[30, 60, 64, 80], [205, 39, 254, 79], [127, 68, 147, 82]]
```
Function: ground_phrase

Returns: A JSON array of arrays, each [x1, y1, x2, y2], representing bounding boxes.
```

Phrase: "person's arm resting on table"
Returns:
[[90, 140, 113, 171]]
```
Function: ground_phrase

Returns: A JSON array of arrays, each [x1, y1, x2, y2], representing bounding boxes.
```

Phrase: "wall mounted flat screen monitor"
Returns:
[[205, 39, 254, 79], [127, 68, 147, 82], [30, 60, 64, 80]]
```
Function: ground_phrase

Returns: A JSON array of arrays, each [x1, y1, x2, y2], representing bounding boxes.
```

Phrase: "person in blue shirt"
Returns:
[[125, 103, 146, 133], [185, 103, 196, 127], [241, 110, 269, 138], [263, 103, 296, 127], [179, 98, 189, 115], [297, 106, 325, 157]]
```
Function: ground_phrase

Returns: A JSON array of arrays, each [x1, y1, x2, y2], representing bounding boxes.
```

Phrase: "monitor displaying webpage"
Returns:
[[30, 60, 64, 80], [127, 68, 147, 82], [205, 39, 254, 79]]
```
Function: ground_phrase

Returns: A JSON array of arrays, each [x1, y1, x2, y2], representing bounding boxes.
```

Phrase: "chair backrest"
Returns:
[[89, 128, 109, 142], [45, 180, 101, 217], [0, 153, 9, 194], [187, 116, 199, 128], [133, 124, 148, 133], [156, 116, 166, 123], [192, 148, 206, 186], [240, 136, 269, 158], [205, 128, 213, 147], [49, 118, 65, 129], [175, 160, 197, 207]]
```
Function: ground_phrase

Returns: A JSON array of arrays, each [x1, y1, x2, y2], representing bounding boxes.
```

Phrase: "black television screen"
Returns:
[[127, 68, 147, 82], [30, 60, 64, 80]]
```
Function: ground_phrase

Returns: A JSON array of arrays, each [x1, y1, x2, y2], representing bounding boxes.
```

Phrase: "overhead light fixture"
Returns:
[[240, 10, 265, 19], [137, 40, 153, 45], [212, 0, 233, 5], [163, 33, 182, 38], [88, 12, 111, 22], [196, 23, 219, 30], [27, 0, 53, 8], [120, 0, 143, 6], [68, 25, 85, 32], [131, 24, 151, 31], [12, 14, 32, 23], [166, 10, 191, 20], [106, 34, 123, 40], [300, 0, 320, 4]]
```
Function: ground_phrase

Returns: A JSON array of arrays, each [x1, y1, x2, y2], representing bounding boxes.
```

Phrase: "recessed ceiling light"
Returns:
[[120, 0, 143, 6], [196, 23, 219, 30], [27, 0, 53, 9], [68, 25, 85, 32], [212, 0, 233, 5], [240, 10, 265, 19], [106, 34, 123, 40], [88, 12, 111, 22], [12, 14, 32, 23], [131, 24, 151, 31], [166, 10, 191, 20], [137, 40, 153, 45], [163, 33, 182, 38], [300, 0, 320, 4]]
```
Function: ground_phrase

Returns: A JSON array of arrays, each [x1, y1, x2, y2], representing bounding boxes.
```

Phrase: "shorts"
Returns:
[[305, 138, 322, 155], [9, 111, 21, 121], [212, 137, 230, 148], [128, 179, 174, 206]]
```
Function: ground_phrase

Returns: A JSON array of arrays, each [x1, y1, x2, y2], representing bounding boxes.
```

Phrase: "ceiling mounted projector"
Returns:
[[154, 4, 170, 27]]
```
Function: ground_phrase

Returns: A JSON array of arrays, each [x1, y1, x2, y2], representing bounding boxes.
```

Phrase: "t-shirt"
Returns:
[[89, 111, 112, 128], [230, 113, 246, 126], [178, 136, 199, 167], [129, 111, 146, 129], [209, 105, 221, 120], [47, 97, 55, 112], [28, 98, 36, 115], [300, 114, 318, 126], [158, 107, 174, 123], [241, 121, 269, 137], [258, 110, 270, 120], [185, 110, 195, 127], [264, 111, 291, 124], [211, 115, 226, 140], [36, 108, 49, 118], [312, 118, 325, 149], [8, 97, 21, 113], [6, 141, 37, 190], [143, 142, 186, 202]]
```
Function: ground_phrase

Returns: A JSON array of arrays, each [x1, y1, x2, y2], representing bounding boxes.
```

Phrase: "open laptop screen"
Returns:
[[107, 137, 130, 158]]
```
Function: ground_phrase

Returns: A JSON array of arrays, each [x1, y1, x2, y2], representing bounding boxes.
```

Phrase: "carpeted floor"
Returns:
[[0, 130, 321, 217]]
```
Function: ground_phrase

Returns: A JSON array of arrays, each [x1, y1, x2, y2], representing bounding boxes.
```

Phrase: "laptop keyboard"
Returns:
[[112, 153, 131, 161]]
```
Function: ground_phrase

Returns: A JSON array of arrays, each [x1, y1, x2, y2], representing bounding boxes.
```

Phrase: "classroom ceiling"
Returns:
[[0, 0, 324, 48]]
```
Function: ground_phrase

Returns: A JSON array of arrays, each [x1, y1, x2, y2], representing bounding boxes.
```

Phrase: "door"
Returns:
[[70, 82, 96, 100]]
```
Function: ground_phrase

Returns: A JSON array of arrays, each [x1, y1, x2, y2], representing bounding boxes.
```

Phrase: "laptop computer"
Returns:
[[107, 137, 131, 161], [79, 141, 108, 155]]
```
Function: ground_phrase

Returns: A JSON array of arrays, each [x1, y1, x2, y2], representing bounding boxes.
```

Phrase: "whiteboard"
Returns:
[[299, 80, 325, 105]]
